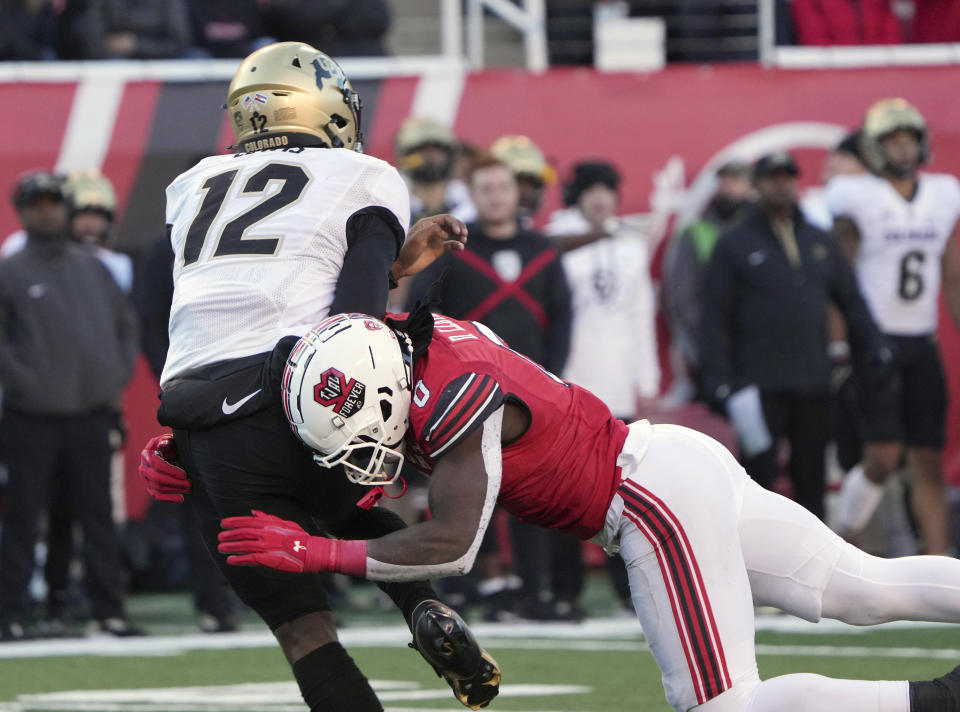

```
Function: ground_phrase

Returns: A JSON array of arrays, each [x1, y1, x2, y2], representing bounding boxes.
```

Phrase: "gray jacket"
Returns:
[[0, 239, 138, 416]]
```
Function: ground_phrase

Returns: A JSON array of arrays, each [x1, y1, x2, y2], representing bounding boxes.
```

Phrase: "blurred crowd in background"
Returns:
[[4, 0, 960, 64], [0, 0, 959, 642]]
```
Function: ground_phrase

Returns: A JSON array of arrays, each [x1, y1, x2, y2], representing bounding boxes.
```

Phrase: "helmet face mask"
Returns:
[[227, 42, 363, 153], [282, 315, 413, 486], [316, 437, 405, 485]]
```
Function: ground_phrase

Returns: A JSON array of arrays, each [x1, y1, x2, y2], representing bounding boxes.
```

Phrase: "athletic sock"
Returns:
[[835, 464, 886, 535], [292, 642, 382, 712]]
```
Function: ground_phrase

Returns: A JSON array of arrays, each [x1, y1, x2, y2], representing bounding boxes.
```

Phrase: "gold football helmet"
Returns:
[[63, 170, 116, 217], [226, 42, 362, 153], [489, 135, 555, 185], [859, 98, 929, 174]]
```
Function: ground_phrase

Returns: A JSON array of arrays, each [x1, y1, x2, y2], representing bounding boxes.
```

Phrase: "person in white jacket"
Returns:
[[548, 160, 660, 420]]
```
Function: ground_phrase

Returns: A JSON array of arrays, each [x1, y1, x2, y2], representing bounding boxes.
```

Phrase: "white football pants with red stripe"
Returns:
[[594, 420, 960, 712]]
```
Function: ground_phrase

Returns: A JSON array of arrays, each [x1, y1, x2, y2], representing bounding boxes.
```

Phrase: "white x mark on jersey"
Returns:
[[221, 389, 262, 415]]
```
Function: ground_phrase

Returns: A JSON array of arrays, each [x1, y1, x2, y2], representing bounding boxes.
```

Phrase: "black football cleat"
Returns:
[[409, 600, 501, 710]]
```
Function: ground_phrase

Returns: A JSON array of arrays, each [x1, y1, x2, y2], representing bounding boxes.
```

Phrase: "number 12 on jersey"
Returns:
[[182, 162, 311, 266]]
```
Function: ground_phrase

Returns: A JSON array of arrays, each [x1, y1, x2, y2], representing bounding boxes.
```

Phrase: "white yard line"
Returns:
[[0, 615, 957, 660]]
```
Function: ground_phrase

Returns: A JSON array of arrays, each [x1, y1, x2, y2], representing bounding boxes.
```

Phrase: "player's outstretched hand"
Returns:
[[393, 214, 468, 280], [219, 510, 315, 573], [219, 510, 367, 576], [139, 434, 191, 503]]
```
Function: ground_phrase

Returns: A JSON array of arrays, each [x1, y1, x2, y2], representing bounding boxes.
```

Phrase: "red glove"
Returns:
[[218, 510, 367, 576], [139, 434, 191, 503]]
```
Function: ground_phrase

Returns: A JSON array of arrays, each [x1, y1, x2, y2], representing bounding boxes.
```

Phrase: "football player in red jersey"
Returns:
[[215, 307, 960, 712]]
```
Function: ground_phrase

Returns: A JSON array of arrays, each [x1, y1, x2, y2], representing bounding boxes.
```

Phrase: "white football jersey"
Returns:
[[827, 172, 960, 335], [161, 148, 410, 385]]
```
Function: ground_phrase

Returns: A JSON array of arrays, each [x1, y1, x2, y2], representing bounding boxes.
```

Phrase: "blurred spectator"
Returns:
[[42, 170, 132, 630], [490, 135, 556, 226], [454, 141, 482, 185], [663, 160, 753, 402], [63, 170, 133, 291], [70, 0, 192, 59], [395, 117, 475, 225], [801, 133, 867, 232], [548, 159, 658, 616], [0, 170, 140, 640], [0, 0, 58, 60], [2, 170, 133, 292], [700, 153, 888, 520], [263, 0, 390, 57], [406, 156, 573, 620], [548, 160, 659, 419], [545, 160, 627, 254], [912, 0, 960, 42], [187, 0, 270, 59], [791, 0, 902, 45]]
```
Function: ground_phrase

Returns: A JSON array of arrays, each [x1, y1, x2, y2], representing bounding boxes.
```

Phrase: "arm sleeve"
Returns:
[[134, 234, 175, 379], [543, 254, 573, 376], [363, 406, 504, 582], [698, 237, 739, 403], [329, 206, 405, 318], [108, 267, 139, 385]]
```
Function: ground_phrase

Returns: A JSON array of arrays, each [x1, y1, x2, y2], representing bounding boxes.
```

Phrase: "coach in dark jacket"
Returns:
[[700, 153, 886, 520], [0, 171, 139, 639]]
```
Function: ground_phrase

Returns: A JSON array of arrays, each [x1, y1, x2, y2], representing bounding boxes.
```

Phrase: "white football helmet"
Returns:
[[282, 314, 412, 485]]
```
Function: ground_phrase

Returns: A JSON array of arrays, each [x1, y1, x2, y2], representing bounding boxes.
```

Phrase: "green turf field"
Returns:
[[0, 621, 960, 712], [1, 581, 957, 711]]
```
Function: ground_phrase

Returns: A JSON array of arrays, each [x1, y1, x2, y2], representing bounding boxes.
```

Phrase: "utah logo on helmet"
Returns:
[[226, 42, 362, 154], [281, 314, 412, 485]]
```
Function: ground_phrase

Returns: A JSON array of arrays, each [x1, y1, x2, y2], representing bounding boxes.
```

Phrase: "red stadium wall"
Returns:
[[1, 64, 959, 518]]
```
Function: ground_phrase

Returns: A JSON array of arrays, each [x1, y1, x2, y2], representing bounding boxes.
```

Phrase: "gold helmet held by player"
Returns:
[[63, 170, 117, 218], [227, 42, 362, 153], [859, 98, 929, 175], [489, 135, 556, 186]]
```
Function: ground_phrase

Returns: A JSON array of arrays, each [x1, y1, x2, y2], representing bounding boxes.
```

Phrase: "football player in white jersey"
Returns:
[[139, 42, 499, 712], [828, 98, 960, 555]]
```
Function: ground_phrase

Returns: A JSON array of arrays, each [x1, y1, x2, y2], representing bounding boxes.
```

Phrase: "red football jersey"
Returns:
[[402, 313, 629, 540]]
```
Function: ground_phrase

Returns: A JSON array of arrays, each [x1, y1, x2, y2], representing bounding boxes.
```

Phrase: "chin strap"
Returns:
[[356, 477, 408, 510]]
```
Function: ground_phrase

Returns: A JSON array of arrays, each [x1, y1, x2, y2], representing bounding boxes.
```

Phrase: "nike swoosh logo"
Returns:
[[221, 389, 262, 415]]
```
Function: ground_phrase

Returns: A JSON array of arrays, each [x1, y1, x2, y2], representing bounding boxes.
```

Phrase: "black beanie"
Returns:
[[564, 160, 621, 206]]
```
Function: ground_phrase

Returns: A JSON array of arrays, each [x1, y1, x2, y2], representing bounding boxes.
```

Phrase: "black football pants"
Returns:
[[741, 391, 830, 521]]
